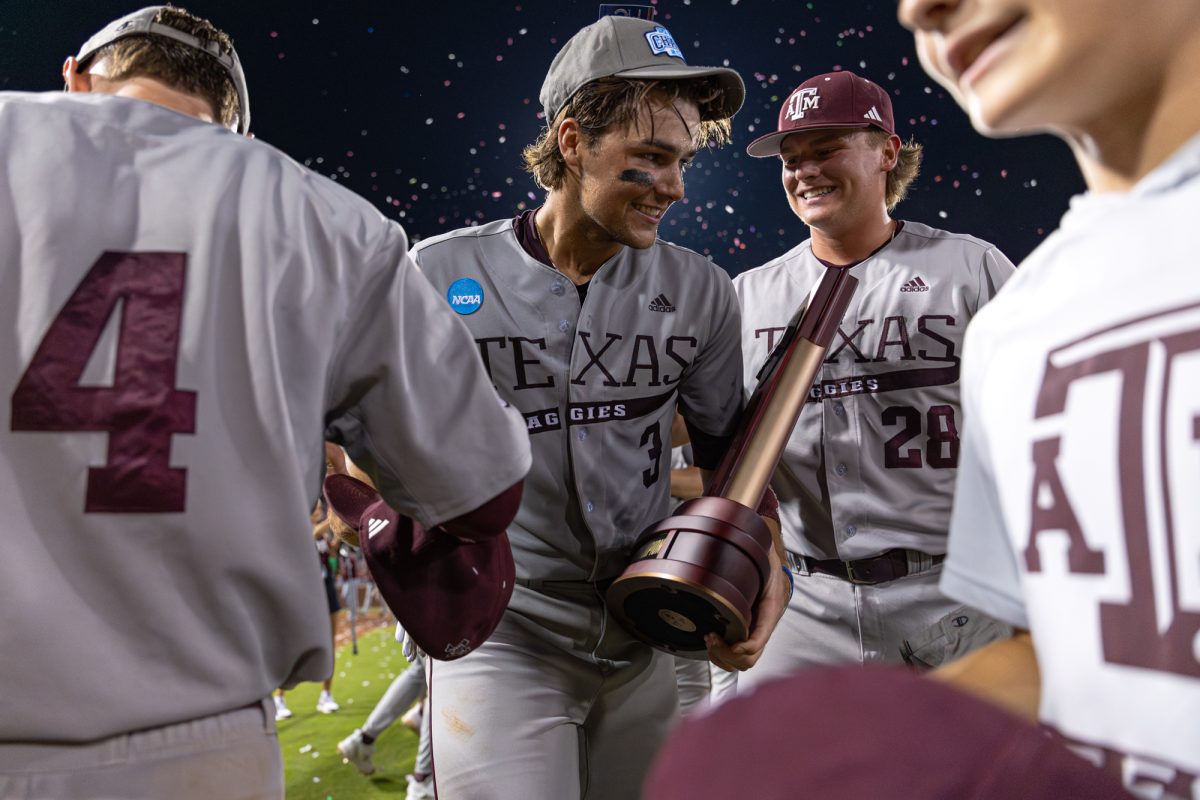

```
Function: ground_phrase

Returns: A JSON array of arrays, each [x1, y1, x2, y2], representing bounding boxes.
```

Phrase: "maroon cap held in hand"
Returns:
[[644, 664, 1133, 800], [746, 70, 895, 158], [322, 474, 514, 661]]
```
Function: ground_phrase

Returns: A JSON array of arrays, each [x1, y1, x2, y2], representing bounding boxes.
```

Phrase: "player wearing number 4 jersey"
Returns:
[[0, 7, 529, 799], [733, 71, 1016, 690]]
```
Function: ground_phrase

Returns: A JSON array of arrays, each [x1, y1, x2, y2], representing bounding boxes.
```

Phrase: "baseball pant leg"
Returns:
[[672, 656, 711, 714], [737, 568, 863, 692], [0, 699, 281, 800], [581, 643, 678, 800], [428, 586, 600, 800], [708, 662, 737, 704], [362, 653, 427, 740], [414, 697, 432, 777]]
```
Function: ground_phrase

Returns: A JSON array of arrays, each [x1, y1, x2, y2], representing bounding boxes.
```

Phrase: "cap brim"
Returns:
[[323, 475, 514, 660], [613, 64, 745, 120], [745, 122, 873, 158]]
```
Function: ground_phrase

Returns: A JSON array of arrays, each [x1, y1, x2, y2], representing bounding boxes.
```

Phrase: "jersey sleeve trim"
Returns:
[[939, 560, 1030, 629]]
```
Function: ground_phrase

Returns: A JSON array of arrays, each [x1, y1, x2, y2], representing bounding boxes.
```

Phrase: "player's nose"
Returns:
[[658, 164, 685, 202], [785, 158, 820, 181], [898, 0, 959, 32]]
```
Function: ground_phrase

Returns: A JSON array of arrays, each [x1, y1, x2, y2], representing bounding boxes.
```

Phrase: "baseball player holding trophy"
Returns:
[[409, 12, 789, 799]]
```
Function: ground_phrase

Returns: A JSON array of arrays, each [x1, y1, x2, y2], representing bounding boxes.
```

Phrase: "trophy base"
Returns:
[[607, 497, 773, 658]]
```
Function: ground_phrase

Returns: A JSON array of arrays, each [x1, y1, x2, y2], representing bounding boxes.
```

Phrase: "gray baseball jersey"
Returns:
[[733, 221, 1014, 686], [943, 135, 1200, 796], [411, 213, 744, 799], [0, 92, 530, 743], [411, 217, 743, 581], [733, 220, 1015, 561]]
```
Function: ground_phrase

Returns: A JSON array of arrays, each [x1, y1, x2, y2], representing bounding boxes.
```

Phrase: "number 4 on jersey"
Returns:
[[10, 251, 195, 513]]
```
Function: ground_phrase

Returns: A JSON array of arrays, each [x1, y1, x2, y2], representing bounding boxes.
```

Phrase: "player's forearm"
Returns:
[[931, 629, 1040, 722]]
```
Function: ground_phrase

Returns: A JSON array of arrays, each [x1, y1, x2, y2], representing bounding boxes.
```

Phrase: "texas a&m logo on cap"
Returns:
[[785, 87, 820, 121], [645, 25, 683, 59]]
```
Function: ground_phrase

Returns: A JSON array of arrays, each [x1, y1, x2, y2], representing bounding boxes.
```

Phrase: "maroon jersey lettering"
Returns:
[[10, 251, 195, 513], [1027, 303, 1200, 679]]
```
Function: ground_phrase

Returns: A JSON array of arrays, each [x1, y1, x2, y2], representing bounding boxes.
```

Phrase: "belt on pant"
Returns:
[[784, 549, 944, 586]]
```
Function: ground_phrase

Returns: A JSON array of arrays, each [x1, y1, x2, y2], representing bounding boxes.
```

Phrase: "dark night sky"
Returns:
[[0, 0, 1085, 275]]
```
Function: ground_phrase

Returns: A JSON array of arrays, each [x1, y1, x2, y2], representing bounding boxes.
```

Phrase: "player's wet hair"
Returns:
[[523, 77, 734, 191], [865, 129, 923, 211], [81, 7, 239, 128]]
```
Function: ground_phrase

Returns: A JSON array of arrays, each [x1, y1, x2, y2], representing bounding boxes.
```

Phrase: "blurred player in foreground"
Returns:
[[650, 1, 1200, 798], [0, 7, 528, 798], [895, 0, 1200, 794]]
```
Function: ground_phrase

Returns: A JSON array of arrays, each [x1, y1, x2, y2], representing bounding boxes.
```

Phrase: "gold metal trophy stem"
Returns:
[[708, 265, 859, 506], [723, 341, 828, 507]]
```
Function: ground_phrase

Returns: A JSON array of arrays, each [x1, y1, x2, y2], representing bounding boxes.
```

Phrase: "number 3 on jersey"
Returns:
[[10, 251, 195, 513]]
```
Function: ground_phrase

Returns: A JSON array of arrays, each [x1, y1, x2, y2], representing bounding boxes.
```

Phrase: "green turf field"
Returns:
[[278, 627, 420, 799]]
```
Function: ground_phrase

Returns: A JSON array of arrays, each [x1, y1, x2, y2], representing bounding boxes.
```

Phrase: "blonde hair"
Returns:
[[865, 129, 923, 210]]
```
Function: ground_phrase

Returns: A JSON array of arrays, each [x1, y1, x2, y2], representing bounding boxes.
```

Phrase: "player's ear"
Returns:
[[559, 118, 584, 169], [62, 57, 91, 94], [880, 133, 901, 171]]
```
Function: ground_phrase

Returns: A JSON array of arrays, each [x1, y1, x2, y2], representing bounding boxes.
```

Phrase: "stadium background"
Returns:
[[2, 0, 1085, 274]]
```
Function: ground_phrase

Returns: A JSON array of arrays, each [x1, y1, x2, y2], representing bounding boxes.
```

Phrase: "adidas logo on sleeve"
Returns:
[[900, 277, 930, 293]]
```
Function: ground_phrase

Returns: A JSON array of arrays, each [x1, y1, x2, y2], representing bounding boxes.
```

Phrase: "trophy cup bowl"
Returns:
[[605, 496, 773, 654]]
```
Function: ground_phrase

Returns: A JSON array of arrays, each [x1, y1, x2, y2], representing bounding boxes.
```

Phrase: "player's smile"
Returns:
[[944, 13, 1027, 90], [796, 185, 837, 205], [632, 201, 668, 222], [899, 0, 1200, 145]]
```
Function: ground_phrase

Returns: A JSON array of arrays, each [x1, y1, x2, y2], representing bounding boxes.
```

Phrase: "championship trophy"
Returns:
[[607, 265, 859, 657]]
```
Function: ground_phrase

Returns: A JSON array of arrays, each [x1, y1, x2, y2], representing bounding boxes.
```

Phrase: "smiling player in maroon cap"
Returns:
[[733, 70, 1016, 691]]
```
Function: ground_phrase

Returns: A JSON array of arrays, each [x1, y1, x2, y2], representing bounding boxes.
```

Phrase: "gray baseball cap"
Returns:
[[75, 6, 250, 134], [540, 16, 744, 123]]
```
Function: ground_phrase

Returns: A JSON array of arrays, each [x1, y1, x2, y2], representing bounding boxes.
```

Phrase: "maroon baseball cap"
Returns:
[[644, 665, 1133, 800], [322, 475, 514, 660], [746, 70, 895, 158]]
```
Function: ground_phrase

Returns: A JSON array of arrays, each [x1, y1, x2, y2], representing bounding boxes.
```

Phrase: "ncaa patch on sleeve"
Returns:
[[447, 277, 484, 315]]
